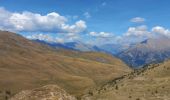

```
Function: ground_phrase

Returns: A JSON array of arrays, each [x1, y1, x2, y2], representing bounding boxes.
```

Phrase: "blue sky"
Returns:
[[0, 0, 170, 45]]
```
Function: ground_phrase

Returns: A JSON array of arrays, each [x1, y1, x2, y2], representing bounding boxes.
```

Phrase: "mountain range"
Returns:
[[35, 40, 104, 52], [35, 37, 170, 68]]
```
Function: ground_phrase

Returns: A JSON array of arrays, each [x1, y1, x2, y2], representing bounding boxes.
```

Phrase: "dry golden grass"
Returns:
[[84, 61, 170, 100], [0, 31, 131, 100]]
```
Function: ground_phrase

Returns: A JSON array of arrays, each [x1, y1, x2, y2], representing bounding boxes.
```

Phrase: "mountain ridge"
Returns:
[[34, 39, 104, 52]]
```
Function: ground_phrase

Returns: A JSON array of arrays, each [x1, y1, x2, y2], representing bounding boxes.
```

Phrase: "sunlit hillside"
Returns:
[[0, 31, 130, 99], [82, 61, 170, 100]]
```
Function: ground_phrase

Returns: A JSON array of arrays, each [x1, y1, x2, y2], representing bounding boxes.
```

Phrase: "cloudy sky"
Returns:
[[0, 0, 170, 45]]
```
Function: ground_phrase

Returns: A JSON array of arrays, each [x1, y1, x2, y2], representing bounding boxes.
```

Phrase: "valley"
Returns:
[[0, 31, 170, 100], [0, 1, 170, 100], [0, 31, 131, 100]]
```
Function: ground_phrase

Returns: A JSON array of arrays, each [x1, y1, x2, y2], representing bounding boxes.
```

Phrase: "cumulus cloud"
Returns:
[[152, 26, 170, 37], [0, 7, 87, 33], [120, 25, 170, 44], [26, 33, 64, 43], [83, 12, 91, 19], [124, 25, 151, 38], [89, 32, 113, 38], [87, 31, 117, 45], [0, 7, 12, 30], [26, 34, 53, 42], [2, 6, 170, 45], [55, 37, 65, 43], [62, 20, 86, 33], [125, 25, 170, 38], [66, 33, 80, 41], [26, 32, 81, 43], [130, 17, 145, 23], [9, 12, 67, 32], [117, 25, 152, 44]]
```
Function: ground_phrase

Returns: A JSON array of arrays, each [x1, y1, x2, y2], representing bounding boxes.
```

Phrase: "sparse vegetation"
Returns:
[[5, 90, 11, 96], [115, 85, 118, 90], [155, 90, 158, 94], [81, 61, 170, 100], [128, 96, 132, 98], [136, 98, 140, 100]]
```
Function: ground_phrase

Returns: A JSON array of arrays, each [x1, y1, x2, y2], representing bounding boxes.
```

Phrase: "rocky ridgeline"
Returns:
[[81, 63, 161, 100]]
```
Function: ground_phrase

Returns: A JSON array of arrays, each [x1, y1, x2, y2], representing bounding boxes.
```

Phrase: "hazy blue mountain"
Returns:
[[34, 40, 104, 52], [35, 39, 135, 56], [118, 37, 170, 68], [99, 43, 135, 55]]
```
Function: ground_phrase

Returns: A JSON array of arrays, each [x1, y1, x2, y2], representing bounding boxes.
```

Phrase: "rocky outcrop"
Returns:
[[10, 85, 77, 100]]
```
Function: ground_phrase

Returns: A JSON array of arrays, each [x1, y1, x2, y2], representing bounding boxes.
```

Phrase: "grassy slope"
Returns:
[[85, 61, 170, 100], [0, 31, 130, 99]]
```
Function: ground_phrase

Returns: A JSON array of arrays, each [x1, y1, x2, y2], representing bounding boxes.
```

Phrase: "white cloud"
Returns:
[[26, 34, 53, 42], [26, 25, 170, 45], [83, 12, 91, 18], [89, 32, 113, 38], [9, 12, 67, 32], [124, 25, 151, 37], [120, 25, 170, 44], [62, 20, 86, 33], [55, 37, 64, 43], [26, 33, 64, 43], [152, 26, 170, 37], [0, 7, 12, 30], [119, 25, 152, 44], [26, 32, 80, 43], [2, 6, 170, 45], [125, 25, 170, 38], [66, 33, 80, 41], [0, 7, 87, 33], [130, 17, 145, 23]]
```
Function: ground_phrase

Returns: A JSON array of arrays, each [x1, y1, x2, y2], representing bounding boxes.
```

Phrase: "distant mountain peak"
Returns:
[[35, 39, 105, 52], [118, 37, 170, 67]]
